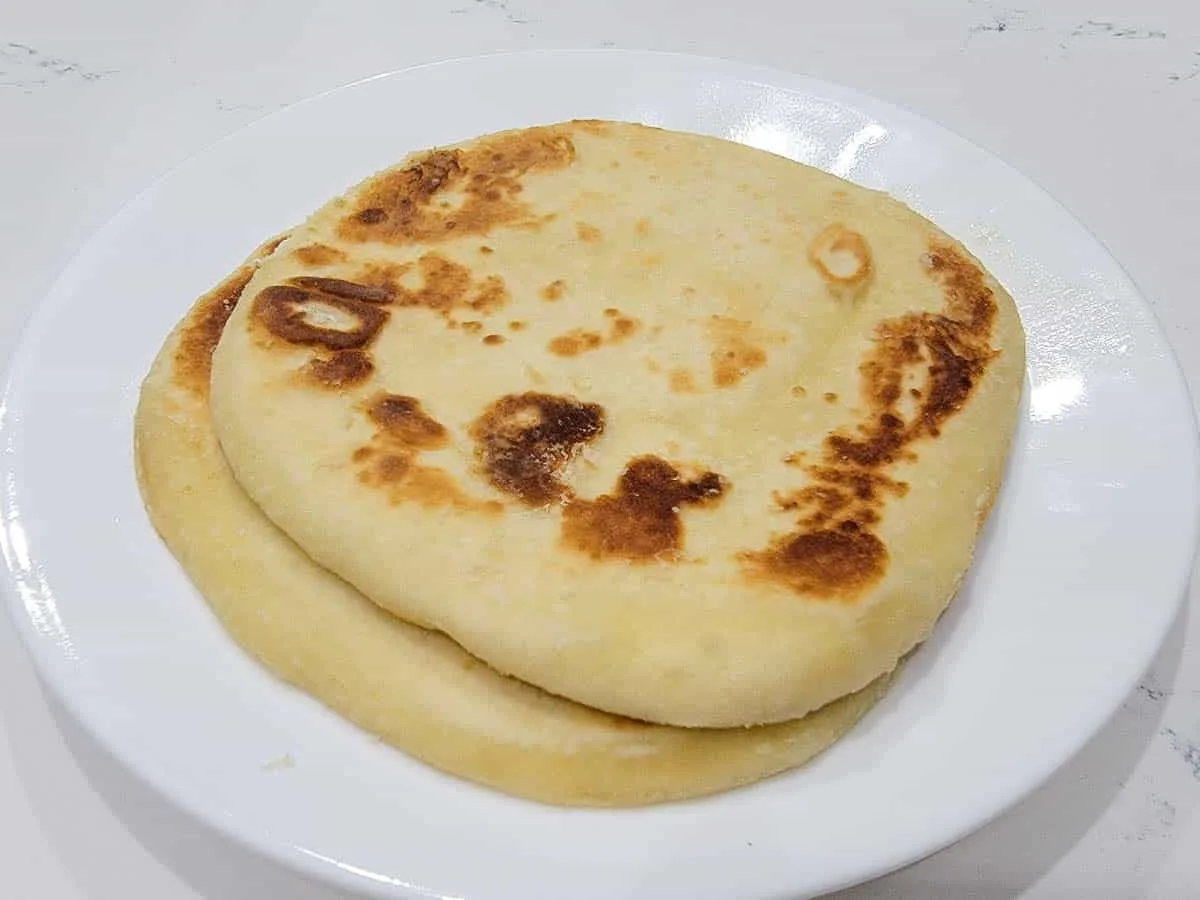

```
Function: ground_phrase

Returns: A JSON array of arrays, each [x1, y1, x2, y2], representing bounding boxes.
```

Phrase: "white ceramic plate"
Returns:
[[2, 49, 1197, 900]]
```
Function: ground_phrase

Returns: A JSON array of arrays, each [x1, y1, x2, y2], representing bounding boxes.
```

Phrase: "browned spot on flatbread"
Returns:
[[302, 350, 374, 389], [808, 224, 873, 297], [173, 236, 288, 396], [748, 529, 888, 596], [548, 314, 640, 357], [238, 260, 387, 393], [708, 316, 769, 388], [402, 466, 500, 511], [470, 275, 508, 314], [358, 253, 510, 328], [357, 456, 499, 513], [771, 469, 905, 527], [289, 276, 393, 304], [292, 243, 347, 267], [669, 368, 698, 394], [337, 127, 576, 245], [549, 330, 602, 357], [470, 392, 605, 506], [541, 279, 566, 301], [367, 394, 448, 448], [175, 271, 255, 397], [740, 239, 1000, 600], [824, 392, 838, 403], [373, 453, 411, 482], [483, 333, 505, 345], [575, 222, 602, 243], [634, 218, 651, 238], [610, 315, 638, 340], [263, 235, 291, 256], [508, 320, 526, 331], [355, 393, 499, 513], [571, 119, 613, 136], [562, 456, 728, 562], [378, 254, 465, 311], [250, 284, 388, 351]]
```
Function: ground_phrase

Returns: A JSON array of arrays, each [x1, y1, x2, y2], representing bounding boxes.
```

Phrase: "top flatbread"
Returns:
[[209, 120, 1025, 728]]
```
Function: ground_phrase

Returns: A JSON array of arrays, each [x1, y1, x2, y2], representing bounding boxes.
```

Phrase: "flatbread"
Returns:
[[209, 120, 1025, 727], [134, 241, 892, 807]]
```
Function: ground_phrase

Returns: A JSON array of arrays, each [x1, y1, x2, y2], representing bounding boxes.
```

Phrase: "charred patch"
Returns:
[[562, 457, 728, 562], [469, 392, 605, 506], [366, 394, 449, 449], [302, 350, 374, 390], [741, 239, 1000, 600], [250, 284, 388, 351], [291, 243, 348, 267], [288, 276, 393, 304], [357, 253, 510, 325], [173, 234, 288, 396], [175, 270, 255, 396], [547, 313, 639, 357], [336, 127, 576, 245], [354, 393, 498, 513]]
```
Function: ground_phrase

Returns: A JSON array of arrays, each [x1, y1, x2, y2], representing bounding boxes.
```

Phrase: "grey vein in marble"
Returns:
[[215, 98, 273, 113], [966, 7, 1041, 38], [1168, 53, 1200, 84], [1138, 682, 1169, 703], [0, 41, 116, 90], [1149, 794, 1177, 828], [959, 11, 1198, 88], [448, 0, 535, 25], [1161, 728, 1200, 781], [1070, 20, 1168, 41]]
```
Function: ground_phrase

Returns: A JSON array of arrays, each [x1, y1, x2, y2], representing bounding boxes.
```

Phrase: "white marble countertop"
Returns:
[[1, 1, 1198, 897]]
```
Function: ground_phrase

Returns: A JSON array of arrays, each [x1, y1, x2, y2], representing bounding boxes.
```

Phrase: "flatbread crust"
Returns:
[[209, 120, 1025, 727], [134, 241, 892, 807]]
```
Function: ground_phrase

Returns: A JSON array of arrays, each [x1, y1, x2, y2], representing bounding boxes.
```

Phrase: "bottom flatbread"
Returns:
[[133, 239, 892, 807]]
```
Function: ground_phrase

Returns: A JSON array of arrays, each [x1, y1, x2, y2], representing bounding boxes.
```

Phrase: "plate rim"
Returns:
[[2, 47, 1198, 899]]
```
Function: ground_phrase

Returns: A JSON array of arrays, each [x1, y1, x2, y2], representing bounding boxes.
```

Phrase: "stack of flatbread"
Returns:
[[134, 120, 1024, 806]]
